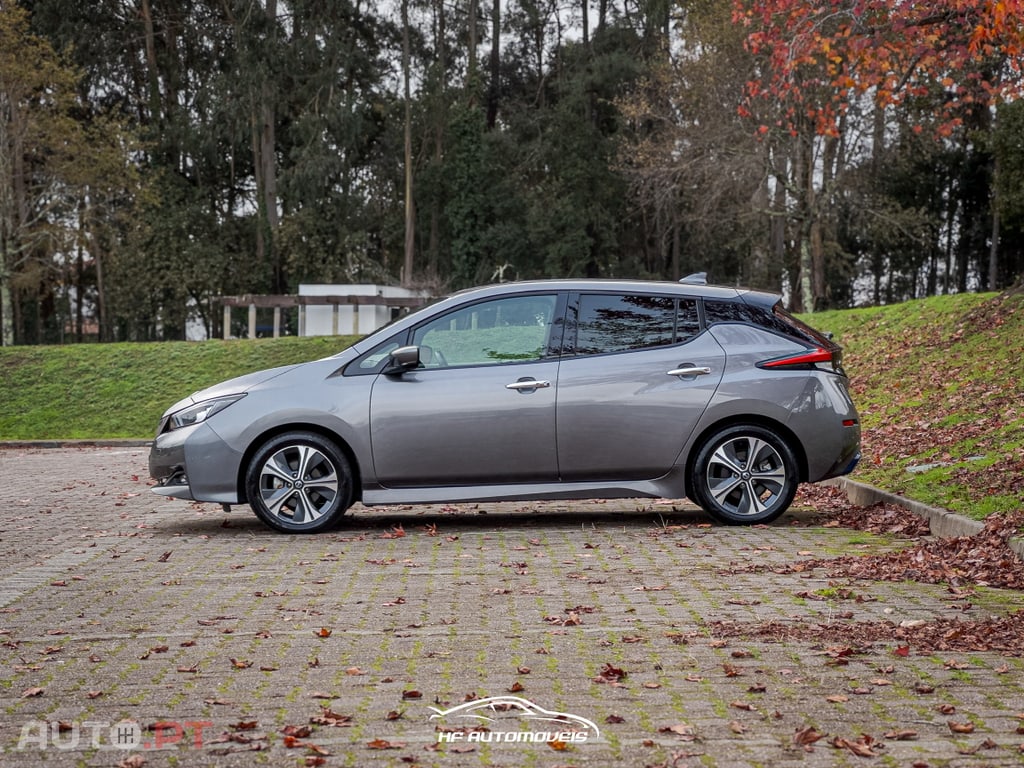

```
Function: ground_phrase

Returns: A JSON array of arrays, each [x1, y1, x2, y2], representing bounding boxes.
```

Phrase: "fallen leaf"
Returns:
[[831, 735, 878, 757], [793, 726, 825, 746], [310, 708, 353, 727], [948, 721, 975, 734], [659, 723, 695, 739], [884, 729, 918, 740], [366, 738, 404, 749]]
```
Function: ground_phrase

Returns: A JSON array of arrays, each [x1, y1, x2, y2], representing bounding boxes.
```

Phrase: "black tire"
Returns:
[[245, 432, 353, 533], [690, 425, 798, 525]]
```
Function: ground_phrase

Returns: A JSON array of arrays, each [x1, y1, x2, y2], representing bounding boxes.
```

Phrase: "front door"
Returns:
[[369, 293, 562, 487]]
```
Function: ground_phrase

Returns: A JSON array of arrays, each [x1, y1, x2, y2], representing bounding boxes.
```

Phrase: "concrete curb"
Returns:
[[0, 439, 152, 449], [825, 476, 1024, 558]]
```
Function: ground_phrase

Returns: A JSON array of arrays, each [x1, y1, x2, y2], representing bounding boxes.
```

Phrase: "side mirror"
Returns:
[[384, 345, 421, 375]]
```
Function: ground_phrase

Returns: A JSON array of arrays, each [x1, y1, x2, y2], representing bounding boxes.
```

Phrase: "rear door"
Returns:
[[555, 292, 725, 481]]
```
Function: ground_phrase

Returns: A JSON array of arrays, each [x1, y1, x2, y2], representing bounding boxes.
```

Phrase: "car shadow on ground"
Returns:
[[146, 502, 721, 537]]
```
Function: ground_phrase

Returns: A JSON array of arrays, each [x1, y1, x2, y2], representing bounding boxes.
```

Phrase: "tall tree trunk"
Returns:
[[486, 0, 500, 129], [812, 134, 838, 310], [792, 130, 815, 313], [139, 0, 162, 126], [402, 0, 415, 285], [467, 0, 478, 91], [428, 0, 446, 278], [75, 202, 85, 342], [989, 156, 1000, 291], [261, 0, 280, 291]]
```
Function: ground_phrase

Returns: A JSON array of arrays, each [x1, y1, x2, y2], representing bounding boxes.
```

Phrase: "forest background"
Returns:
[[1, 0, 1023, 345]]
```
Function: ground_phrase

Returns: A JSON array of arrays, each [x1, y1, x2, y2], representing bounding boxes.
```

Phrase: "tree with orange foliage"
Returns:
[[732, 0, 1024, 307], [735, 0, 1024, 137]]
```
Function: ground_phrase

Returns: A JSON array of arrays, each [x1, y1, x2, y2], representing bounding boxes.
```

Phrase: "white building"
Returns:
[[298, 284, 426, 337]]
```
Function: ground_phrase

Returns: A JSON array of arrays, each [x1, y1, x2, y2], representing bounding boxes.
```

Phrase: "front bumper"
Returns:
[[148, 422, 244, 504]]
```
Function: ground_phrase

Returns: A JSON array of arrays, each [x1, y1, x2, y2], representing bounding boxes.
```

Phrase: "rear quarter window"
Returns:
[[704, 299, 830, 347]]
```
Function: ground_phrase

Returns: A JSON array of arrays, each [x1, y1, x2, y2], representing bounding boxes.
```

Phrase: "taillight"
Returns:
[[758, 347, 837, 370]]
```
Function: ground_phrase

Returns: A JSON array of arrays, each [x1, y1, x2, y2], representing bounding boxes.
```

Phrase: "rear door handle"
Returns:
[[505, 379, 551, 391], [667, 366, 712, 377]]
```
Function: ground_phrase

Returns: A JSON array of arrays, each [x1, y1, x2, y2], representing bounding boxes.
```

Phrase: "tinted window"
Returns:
[[705, 300, 790, 337], [704, 299, 833, 347], [677, 299, 700, 342], [574, 295, 699, 356], [411, 294, 558, 368]]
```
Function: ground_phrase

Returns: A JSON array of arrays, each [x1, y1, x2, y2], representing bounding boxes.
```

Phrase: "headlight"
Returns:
[[167, 394, 245, 431]]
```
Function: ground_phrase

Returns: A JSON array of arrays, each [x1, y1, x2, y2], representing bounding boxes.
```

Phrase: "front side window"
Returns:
[[573, 294, 699, 356], [411, 294, 558, 368]]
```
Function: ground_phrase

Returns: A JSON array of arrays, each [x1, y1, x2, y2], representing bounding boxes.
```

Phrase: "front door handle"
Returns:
[[667, 366, 712, 377], [505, 379, 551, 391]]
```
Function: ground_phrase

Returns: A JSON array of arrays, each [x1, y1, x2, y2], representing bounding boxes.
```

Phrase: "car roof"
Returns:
[[449, 278, 776, 303]]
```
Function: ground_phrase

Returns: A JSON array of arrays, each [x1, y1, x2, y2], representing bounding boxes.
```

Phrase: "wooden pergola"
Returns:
[[219, 294, 435, 339]]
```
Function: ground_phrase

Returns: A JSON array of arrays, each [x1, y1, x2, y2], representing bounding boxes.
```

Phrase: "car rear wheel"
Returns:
[[245, 432, 353, 533], [691, 425, 798, 525]]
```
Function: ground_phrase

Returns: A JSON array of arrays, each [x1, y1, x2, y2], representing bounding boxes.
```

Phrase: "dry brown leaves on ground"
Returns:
[[709, 611, 1024, 656], [794, 485, 931, 536], [719, 501, 1024, 655], [790, 509, 1024, 591]]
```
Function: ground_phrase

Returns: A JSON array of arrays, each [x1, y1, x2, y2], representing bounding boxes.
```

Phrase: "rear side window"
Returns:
[[704, 299, 832, 347], [572, 294, 699, 356]]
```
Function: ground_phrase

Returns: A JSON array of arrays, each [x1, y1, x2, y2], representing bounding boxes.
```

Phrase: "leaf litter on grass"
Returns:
[[720, 486, 1024, 655]]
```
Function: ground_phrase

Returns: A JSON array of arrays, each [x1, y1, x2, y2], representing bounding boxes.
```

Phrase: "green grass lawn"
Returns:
[[0, 335, 356, 439], [802, 290, 1024, 519]]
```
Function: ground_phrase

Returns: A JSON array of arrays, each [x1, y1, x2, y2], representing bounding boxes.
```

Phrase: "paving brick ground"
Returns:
[[1, 446, 1022, 767]]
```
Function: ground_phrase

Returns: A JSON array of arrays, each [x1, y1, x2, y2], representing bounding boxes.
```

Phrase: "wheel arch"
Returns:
[[683, 415, 808, 502], [236, 423, 364, 505]]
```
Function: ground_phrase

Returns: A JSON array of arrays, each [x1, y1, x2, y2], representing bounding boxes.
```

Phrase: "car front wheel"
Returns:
[[245, 432, 353, 533], [691, 425, 798, 525]]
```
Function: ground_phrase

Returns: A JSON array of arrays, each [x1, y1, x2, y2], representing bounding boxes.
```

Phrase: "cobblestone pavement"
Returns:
[[1, 446, 1022, 767]]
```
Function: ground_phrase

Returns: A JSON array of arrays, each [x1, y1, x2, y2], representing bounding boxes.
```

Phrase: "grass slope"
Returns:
[[0, 335, 356, 439], [1, 292, 1021, 518], [808, 290, 1024, 519]]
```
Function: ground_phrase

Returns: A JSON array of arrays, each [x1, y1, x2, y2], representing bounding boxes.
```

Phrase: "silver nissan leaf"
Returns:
[[149, 278, 860, 533]]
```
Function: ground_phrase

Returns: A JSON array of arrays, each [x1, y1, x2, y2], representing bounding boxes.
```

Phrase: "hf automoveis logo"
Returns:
[[428, 695, 601, 745]]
